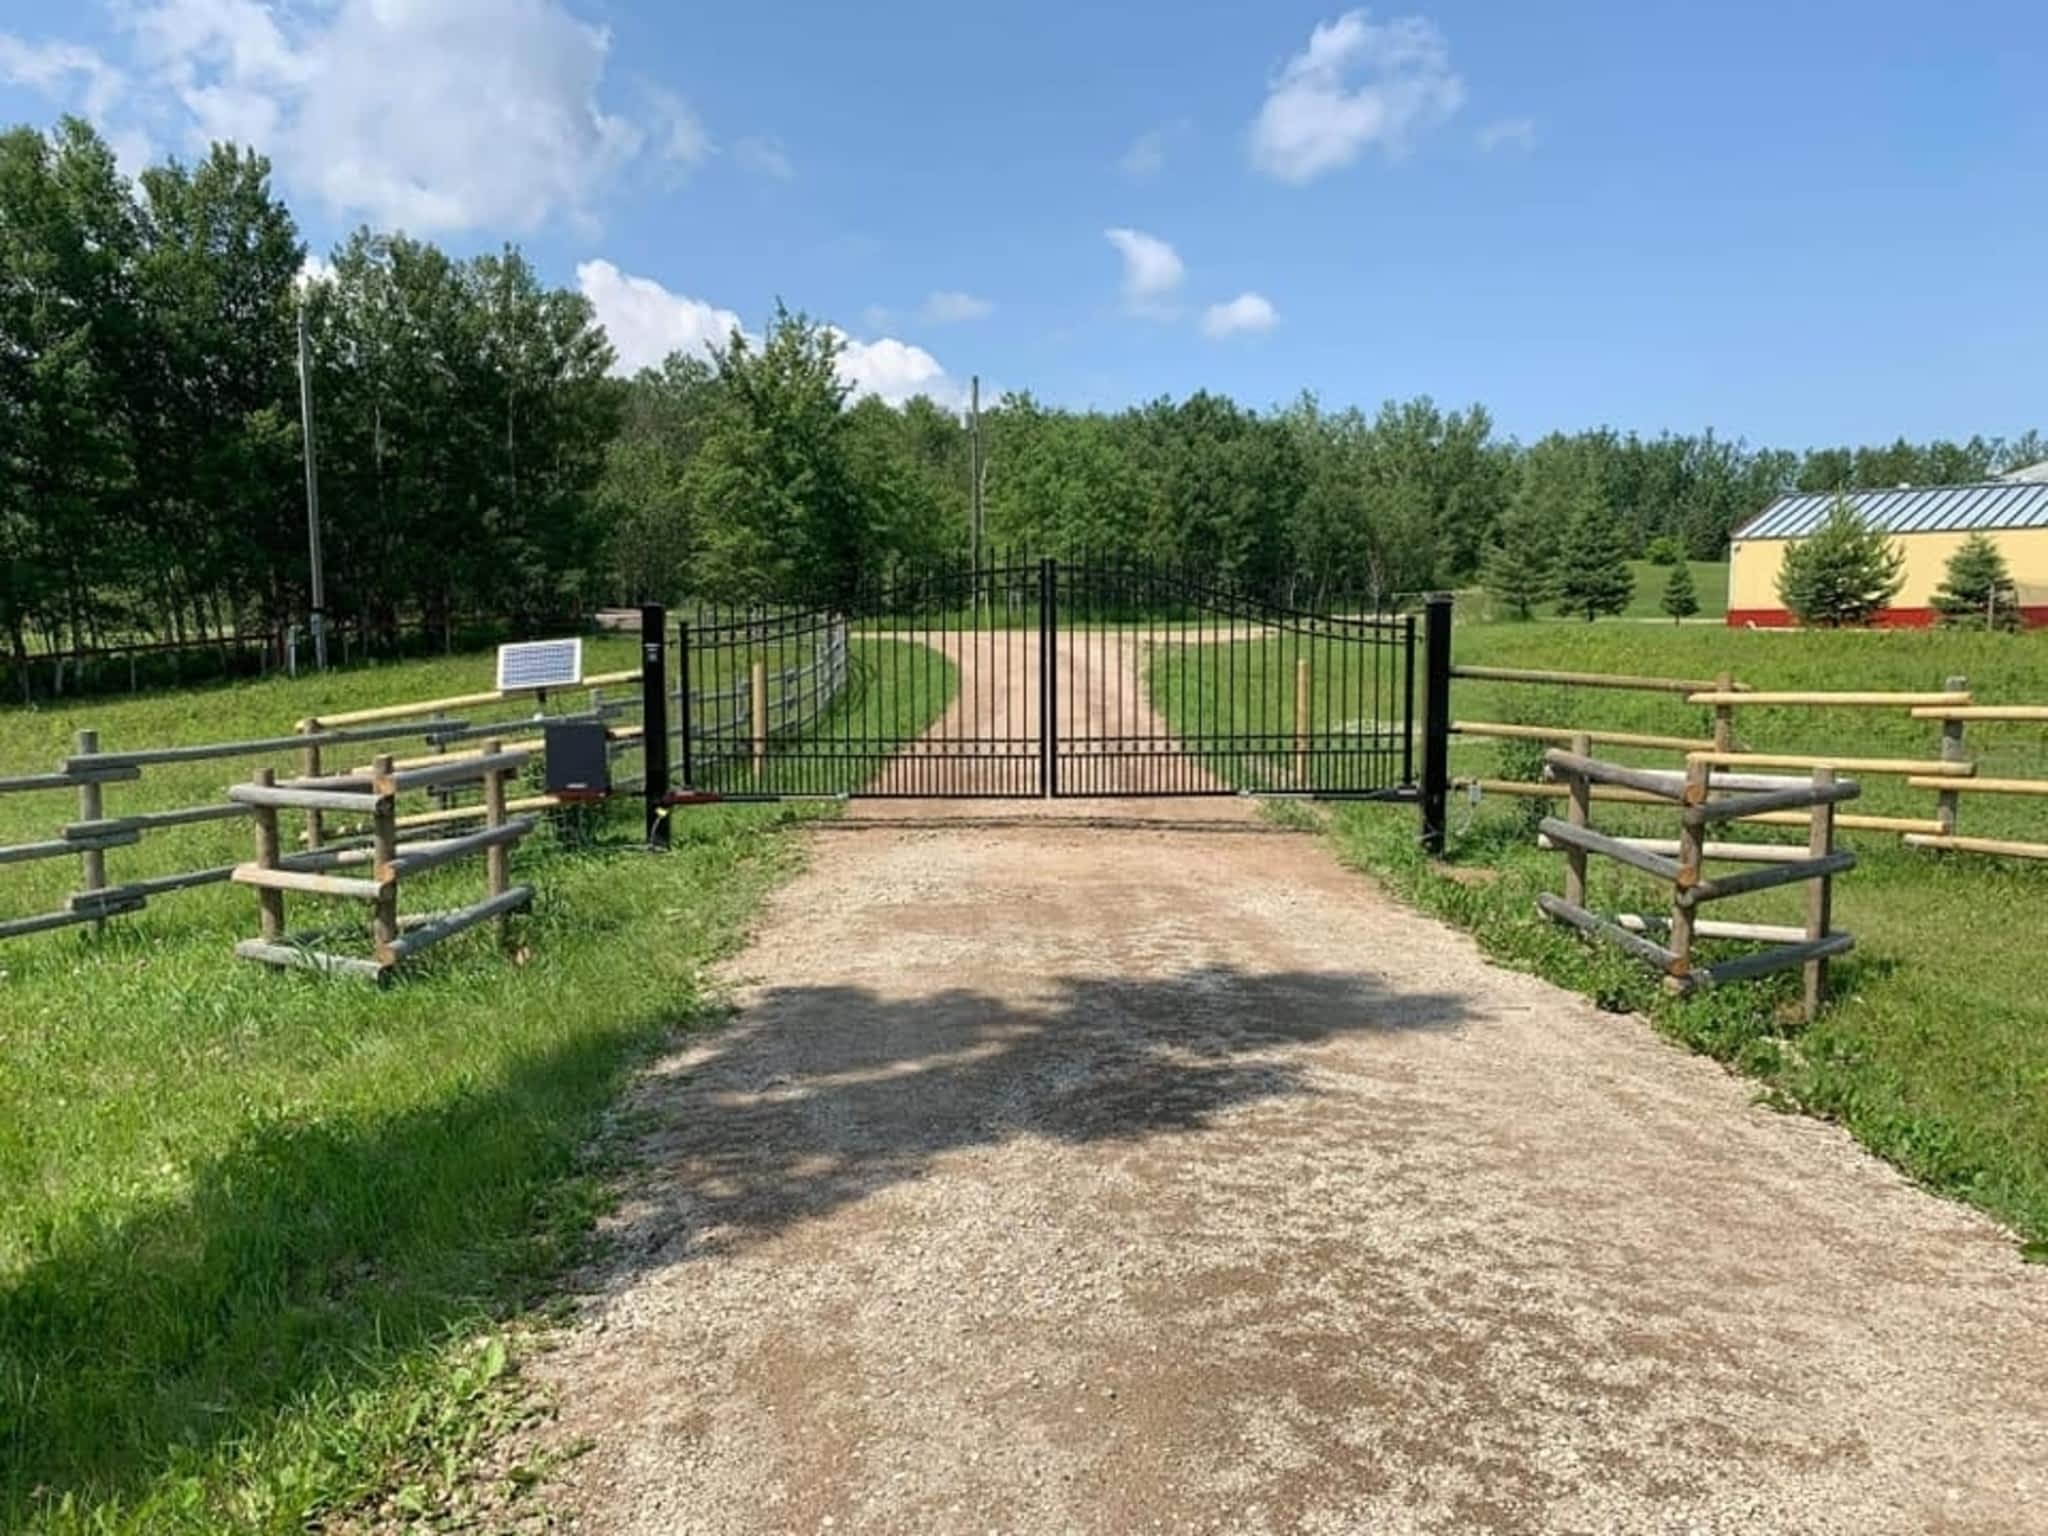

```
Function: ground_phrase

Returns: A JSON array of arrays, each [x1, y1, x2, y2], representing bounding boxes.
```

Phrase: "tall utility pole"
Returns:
[[969, 375, 984, 602], [296, 303, 328, 669]]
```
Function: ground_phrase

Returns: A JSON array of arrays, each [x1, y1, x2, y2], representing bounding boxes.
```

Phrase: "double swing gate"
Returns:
[[640, 556, 1451, 837]]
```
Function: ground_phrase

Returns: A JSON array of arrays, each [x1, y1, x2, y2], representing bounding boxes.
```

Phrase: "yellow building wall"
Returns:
[[1729, 527, 2048, 618]]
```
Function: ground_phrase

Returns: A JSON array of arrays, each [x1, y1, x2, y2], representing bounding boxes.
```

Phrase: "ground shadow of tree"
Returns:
[[583, 966, 1467, 1280], [0, 963, 1464, 1517]]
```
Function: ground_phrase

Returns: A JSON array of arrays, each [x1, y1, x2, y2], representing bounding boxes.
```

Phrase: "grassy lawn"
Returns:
[[1158, 619, 2048, 1253], [1456, 561, 1730, 623], [0, 637, 952, 1533]]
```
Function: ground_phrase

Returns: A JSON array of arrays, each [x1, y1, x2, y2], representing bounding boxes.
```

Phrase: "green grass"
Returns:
[[1162, 620, 2048, 1253], [0, 636, 951, 1532]]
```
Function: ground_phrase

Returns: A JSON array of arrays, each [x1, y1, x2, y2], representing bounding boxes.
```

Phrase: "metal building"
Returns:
[[1727, 480, 2048, 627]]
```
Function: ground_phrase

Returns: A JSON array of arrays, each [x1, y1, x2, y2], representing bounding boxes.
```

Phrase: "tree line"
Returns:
[[5, 113, 2043, 666]]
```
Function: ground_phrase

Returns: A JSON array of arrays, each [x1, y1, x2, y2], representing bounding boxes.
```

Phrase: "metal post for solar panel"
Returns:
[[639, 604, 670, 847]]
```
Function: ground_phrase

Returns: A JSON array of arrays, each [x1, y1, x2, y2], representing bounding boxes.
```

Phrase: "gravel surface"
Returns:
[[526, 637, 2048, 1535]]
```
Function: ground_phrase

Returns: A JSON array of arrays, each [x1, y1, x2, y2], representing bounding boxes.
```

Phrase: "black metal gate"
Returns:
[[641, 557, 1450, 839]]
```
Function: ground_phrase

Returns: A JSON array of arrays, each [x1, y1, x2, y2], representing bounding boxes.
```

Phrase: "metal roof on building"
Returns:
[[1736, 481, 2048, 540]]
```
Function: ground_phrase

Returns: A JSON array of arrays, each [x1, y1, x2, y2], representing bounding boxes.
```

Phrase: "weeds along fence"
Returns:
[[1450, 666, 2048, 856], [1536, 740, 1858, 1021]]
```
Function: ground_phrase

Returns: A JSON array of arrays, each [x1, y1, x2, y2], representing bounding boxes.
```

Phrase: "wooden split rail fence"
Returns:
[[231, 746, 534, 981], [1535, 737, 1858, 1020], [1451, 666, 2048, 855]]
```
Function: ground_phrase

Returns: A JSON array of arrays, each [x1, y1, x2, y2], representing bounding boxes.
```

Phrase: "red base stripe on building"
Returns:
[[1727, 606, 2048, 630]]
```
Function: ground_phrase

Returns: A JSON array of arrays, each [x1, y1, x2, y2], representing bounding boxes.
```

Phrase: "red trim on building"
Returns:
[[1727, 606, 2048, 630]]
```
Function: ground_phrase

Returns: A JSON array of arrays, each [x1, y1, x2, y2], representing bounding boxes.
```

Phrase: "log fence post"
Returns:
[[299, 720, 324, 850], [1294, 655, 1311, 784], [371, 754, 399, 962], [75, 728, 106, 934], [1711, 670, 1735, 753], [750, 658, 769, 779], [1804, 766, 1837, 1021], [1668, 756, 1711, 980], [1936, 675, 1968, 838], [482, 739, 510, 945], [1563, 731, 1591, 909], [251, 767, 285, 942]]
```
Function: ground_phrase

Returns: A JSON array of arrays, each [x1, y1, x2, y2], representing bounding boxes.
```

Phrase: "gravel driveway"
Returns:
[[527, 635, 2048, 1535]]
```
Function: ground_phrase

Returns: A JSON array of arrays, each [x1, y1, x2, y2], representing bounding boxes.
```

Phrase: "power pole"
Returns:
[[969, 374, 984, 609], [296, 303, 328, 669]]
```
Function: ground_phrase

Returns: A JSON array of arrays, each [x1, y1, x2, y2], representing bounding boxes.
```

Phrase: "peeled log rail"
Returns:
[[1454, 664, 1732, 695], [1687, 690, 1972, 709], [1616, 912, 1808, 944], [1453, 720, 1716, 754], [382, 886, 533, 964], [1537, 817, 1683, 882], [1907, 704, 2048, 722], [1535, 892, 1681, 973], [66, 802, 249, 837], [385, 818, 535, 880], [229, 781, 389, 814], [1467, 778, 1932, 835], [232, 940, 389, 980], [0, 766, 140, 793], [305, 669, 639, 729], [1538, 833, 1809, 865], [1693, 933, 1855, 988], [1904, 833, 2048, 860], [1542, 750, 1692, 802], [1689, 750, 1972, 777], [374, 749, 529, 796], [1679, 850, 1856, 907], [1904, 775, 2048, 796], [1684, 779, 1865, 827], [231, 863, 388, 901]]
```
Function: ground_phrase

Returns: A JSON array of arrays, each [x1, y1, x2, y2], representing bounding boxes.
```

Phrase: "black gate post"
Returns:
[[640, 603, 671, 848], [1420, 592, 1453, 856], [1038, 556, 1058, 798]]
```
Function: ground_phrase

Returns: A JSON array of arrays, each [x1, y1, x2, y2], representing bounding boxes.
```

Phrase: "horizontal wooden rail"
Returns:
[[1684, 779, 1863, 827], [1537, 817, 1682, 881], [66, 803, 249, 838], [304, 668, 639, 729], [0, 908, 102, 940], [383, 886, 533, 963], [1616, 913, 1807, 944], [230, 940, 388, 980], [1539, 833, 1809, 865], [1453, 720, 1716, 753], [1465, 777, 1934, 834], [1905, 775, 2048, 796], [375, 749, 529, 796], [0, 765, 141, 793], [229, 782, 388, 814], [1454, 664, 1731, 695], [1907, 704, 2048, 722], [1686, 690, 1970, 708], [1536, 892, 1680, 972], [1693, 933, 1854, 988], [1542, 750, 1691, 803], [385, 818, 535, 879], [1680, 851, 1856, 907], [1688, 750, 1971, 777], [1903, 833, 2048, 860], [231, 864, 389, 900]]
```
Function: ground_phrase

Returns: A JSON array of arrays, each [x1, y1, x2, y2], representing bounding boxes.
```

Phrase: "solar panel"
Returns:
[[496, 638, 584, 693]]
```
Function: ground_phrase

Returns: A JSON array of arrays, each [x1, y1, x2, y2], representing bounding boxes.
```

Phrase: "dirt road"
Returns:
[[529, 637, 2048, 1535]]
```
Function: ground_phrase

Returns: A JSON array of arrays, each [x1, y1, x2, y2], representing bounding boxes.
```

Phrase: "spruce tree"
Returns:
[[1479, 510, 1558, 620], [1660, 561, 1700, 623], [1554, 501, 1635, 621], [1775, 499, 1904, 627], [1931, 533, 2020, 630]]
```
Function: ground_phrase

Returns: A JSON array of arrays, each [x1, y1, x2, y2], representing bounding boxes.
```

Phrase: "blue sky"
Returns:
[[3, 1, 2044, 445]]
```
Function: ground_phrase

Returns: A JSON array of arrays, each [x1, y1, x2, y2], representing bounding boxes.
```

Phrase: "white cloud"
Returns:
[[0, 32, 127, 116], [1119, 128, 1166, 178], [1249, 10, 1464, 184], [919, 290, 992, 324], [1201, 292, 1279, 338], [733, 135, 793, 179], [648, 87, 711, 166], [1104, 226, 1183, 316], [576, 259, 748, 374], [1476, 115, 1535, 154], [296, 251, 335, 291], [578, 260, 968, 410]]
